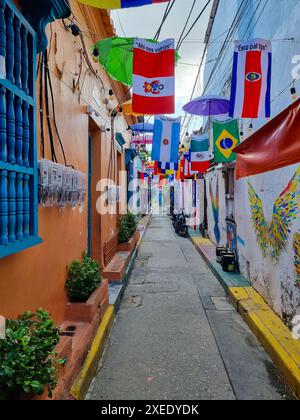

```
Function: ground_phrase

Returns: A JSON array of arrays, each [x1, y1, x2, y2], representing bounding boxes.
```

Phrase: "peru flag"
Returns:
[[229, 39, 272, 119], [133, 38, 175, 115]]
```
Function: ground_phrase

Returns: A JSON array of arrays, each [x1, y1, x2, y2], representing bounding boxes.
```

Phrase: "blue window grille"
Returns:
[[0, 0, 41, 259]]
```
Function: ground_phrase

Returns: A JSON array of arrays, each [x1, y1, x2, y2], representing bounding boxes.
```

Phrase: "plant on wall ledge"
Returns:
[[66, 253, 102, 303], [118, 212, 139, 243], [0, 309, 62, 400]]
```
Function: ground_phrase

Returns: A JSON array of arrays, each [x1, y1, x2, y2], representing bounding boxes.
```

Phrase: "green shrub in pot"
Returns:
[[125, 212, 138, 236], [66, 253, 101, 303], [118, 221, 132, 243], [118, 212, 138, 243], [0, 309, 63, 400]]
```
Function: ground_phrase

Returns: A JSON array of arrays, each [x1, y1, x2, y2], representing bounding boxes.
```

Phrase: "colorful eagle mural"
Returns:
[[293, 233, 300, 287]]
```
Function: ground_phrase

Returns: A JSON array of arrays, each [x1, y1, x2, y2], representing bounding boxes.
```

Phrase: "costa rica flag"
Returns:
[[229, 39, 272, 119], [133, 38, 175, 115], [77, 0, 168, 9]]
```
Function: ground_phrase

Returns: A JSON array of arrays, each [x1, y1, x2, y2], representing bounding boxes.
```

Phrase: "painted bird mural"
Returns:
[[209, 176, 221, 245], [248, 166, 300, 261], [293, 233, 300, 287]]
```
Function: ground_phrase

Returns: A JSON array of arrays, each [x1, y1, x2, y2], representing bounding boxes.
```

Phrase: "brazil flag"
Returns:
[[213, 119, 240, 163]]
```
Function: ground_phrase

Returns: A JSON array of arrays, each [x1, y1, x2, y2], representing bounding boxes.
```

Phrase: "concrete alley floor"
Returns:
[[87, 215, 292, 401]]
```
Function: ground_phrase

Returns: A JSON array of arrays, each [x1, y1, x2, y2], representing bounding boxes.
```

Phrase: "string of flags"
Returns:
[[84, 1, 275, 180], [78, 0, 168, 10]]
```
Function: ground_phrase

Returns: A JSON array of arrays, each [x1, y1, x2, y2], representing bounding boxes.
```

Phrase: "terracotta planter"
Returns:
[[65, 279, 109, 323], [118, 229, 140, 252], [33, 335, 73, 401]]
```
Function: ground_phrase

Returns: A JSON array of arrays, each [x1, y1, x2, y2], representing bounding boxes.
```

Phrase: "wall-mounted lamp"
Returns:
[[92, 47, 99, 63], [248, 123, 254, 135], [291, 86, 298, 101], [109, 89, 114, 101], [70, 23, 80, 37]]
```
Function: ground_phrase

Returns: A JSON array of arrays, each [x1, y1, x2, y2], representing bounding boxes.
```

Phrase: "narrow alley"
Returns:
[[87, 216, 290, 401], [2, 0, 300, 404]]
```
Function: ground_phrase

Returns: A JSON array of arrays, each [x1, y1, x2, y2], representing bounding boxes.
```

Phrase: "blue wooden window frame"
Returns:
[[0, 0, 42, 259]]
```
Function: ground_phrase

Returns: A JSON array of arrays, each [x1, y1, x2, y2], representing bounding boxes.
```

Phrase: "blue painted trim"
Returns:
[[0, 78, 34, 104], [4, 0, 36, 36], [87, 134, 92, 257], [18, 0, 71, 53], [0, 1, 42, 259], [0, 161, 33, 175], [31, 22, 39, 238], [0, 236, 42, 259]]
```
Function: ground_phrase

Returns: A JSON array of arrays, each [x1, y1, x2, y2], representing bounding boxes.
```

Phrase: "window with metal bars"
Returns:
[[0, 0, 41, 259]]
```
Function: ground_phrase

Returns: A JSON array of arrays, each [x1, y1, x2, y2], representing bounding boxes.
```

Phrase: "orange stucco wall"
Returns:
[[0, 1, 132, 324]]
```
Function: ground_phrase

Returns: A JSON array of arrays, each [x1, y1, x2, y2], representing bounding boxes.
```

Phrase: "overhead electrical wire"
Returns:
[[202, 0, 251, 94], [176, 0, 212, 52], [207, 0, 269, 94], [154, 0, 176, 41], [43, 50, 58, 163], [181, 0, 249, 141], [176, 0, 197, 50], [182, 0, 251, 137]]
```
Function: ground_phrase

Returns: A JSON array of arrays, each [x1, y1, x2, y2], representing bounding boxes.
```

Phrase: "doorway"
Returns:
[[88, 125, 103, 266]]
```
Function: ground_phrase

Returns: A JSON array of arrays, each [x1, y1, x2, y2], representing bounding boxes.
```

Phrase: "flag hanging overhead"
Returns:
[[152, 116, 181, 163], [190, 134, 212, 173], [190, 134, 210, 153], [77, 0, 168, 9], [158, 162, 179, 174], [213, 119, 240, 163], [180, 153, 197, 180], [229, 39, 272, 119], [154, 162, 177, 176], [133, 38, 175, 115], [234, 99, 300, 179]]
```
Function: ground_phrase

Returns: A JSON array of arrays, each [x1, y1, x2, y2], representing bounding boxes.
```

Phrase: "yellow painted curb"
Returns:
[[229, 287, 300, 399], [70, 306, 115, 400], [191, 237, 212, 246]]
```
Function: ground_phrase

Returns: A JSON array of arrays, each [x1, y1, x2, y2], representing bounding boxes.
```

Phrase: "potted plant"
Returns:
[[65, 253, 108, 323], [118, 212, 140, 252], [0, 309, 66, 400]]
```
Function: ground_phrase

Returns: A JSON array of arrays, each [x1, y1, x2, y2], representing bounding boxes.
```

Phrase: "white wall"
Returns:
[[203, 0, 300, 324]]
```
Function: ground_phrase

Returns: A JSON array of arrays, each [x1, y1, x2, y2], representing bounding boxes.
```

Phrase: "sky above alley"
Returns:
[[111, 0, 213, 131]]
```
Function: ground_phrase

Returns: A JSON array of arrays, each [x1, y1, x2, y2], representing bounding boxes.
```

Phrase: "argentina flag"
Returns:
[[151, 116, 181, 163]]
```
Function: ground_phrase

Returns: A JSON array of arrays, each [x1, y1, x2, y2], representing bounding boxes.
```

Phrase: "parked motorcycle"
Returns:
[[171, 210, 189, 238]]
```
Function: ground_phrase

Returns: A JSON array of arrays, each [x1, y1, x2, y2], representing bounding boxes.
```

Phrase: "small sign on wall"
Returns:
[[0, 55, 6, 79], [0, 316, 6, 339]]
